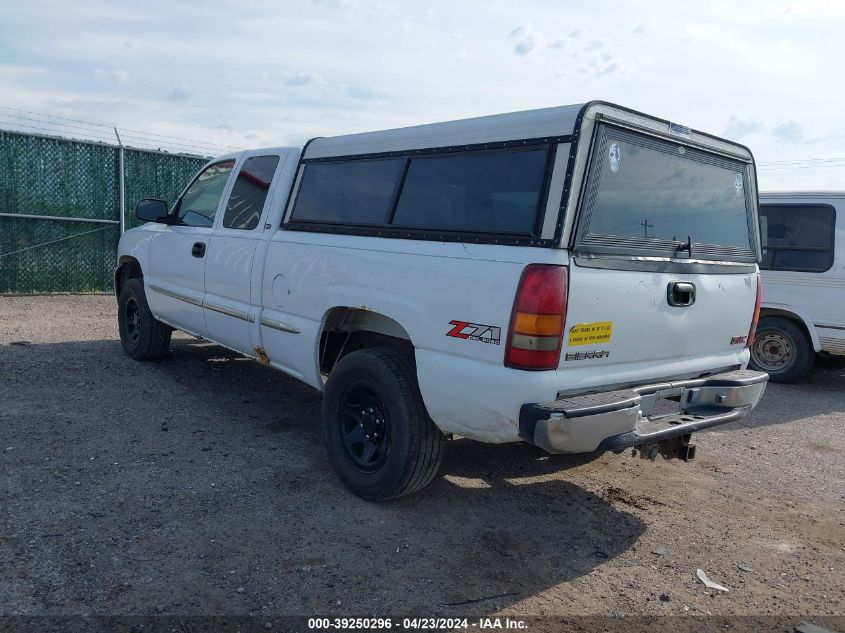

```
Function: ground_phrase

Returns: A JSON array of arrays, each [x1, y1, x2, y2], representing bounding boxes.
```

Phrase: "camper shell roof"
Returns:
[[304, 103, 586, 159], [302, 101, 752, 162]]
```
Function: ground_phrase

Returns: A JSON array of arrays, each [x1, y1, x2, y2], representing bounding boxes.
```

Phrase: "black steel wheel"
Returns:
[[117, 278, 172, 361], [323, 347, 445, 501], [123, 296, 142, 345], [338, 382, 391, 472]]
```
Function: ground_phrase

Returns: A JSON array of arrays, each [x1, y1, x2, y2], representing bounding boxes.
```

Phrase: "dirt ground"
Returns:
[[1, 295, 843, 621]]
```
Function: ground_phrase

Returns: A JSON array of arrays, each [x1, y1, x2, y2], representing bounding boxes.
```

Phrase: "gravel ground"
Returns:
[[0, 294, 843, 619]]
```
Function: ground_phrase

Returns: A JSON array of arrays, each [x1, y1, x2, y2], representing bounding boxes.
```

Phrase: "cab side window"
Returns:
[[222, 155, 280, 230], [759, 204, 835, 272], [176, 160, 236, 227]]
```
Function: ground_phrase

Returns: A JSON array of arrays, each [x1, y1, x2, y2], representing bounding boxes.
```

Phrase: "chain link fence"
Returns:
[[0, 129, 207, 294]]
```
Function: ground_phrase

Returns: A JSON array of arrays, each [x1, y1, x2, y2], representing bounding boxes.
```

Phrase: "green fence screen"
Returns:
[[0, 129, 207, 293]]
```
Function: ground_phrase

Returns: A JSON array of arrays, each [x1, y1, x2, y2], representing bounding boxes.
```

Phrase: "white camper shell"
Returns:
[[116, 101, 769, 499]]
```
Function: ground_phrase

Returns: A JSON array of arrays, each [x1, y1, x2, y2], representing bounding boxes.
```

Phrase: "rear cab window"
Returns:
[[222, 155, 280, 230], [574, 124, 758, 262]]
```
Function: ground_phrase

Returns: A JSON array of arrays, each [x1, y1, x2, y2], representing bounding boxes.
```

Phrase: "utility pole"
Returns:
[[641, 217, 654, 238]]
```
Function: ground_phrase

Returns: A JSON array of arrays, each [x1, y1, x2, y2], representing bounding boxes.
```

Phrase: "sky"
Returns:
[[0, 0, 843, 190]]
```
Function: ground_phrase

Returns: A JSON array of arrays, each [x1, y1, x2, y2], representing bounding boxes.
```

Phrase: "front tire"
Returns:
[[118, 278, 172, 361], [749, 316, 814, 383], [323, 348, 444, 501]]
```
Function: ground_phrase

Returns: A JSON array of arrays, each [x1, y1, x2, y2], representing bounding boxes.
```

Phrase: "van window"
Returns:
[[577, 125, 756, 261], [759, 204, 835, 272], [292, 158, 404, 225], [391, 148, 548, 234], [223, 155, 279, 230]]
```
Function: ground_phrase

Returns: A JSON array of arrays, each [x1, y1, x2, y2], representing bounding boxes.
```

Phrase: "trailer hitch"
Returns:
[[635, 433, 696, 462]]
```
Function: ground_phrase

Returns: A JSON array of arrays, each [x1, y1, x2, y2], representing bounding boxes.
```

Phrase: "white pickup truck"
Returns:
[[115, 101, 768, 500]]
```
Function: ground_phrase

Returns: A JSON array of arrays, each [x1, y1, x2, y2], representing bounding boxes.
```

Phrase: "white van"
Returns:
[[750, 192, 844, 381], [116, 101, 768, 499]]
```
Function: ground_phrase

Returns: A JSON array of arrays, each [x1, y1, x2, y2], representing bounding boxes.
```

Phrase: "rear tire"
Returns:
[[118, 278, 172, 361], [749, 316, 814, 383], [322, 348, 444, 501]]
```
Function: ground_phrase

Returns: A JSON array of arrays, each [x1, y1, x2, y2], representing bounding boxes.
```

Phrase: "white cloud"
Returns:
[[285, 73, 321, 87], [772, 120, 804, 144], [509, 23, 542, 56], [166, 85, 192, 102], [93, 67, 129, 83], [725, 116, 764, 140], [0, 0, 841, 188], [594, 62, 619, 77]]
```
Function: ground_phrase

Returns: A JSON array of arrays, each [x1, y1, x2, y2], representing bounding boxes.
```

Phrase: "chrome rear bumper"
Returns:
[[519, 369, 768, 454]]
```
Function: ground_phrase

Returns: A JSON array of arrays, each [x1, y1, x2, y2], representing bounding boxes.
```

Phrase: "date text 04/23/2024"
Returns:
[[307, 617, 528, 630]]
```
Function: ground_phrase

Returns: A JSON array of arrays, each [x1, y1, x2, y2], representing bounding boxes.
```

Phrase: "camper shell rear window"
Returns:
[[574, 124, 758, 262], [286, 142, 559, 244]]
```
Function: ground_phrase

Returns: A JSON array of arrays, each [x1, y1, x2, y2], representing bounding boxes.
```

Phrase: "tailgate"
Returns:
[[559, 111, 761, 378], [562, 264, 757, 369]]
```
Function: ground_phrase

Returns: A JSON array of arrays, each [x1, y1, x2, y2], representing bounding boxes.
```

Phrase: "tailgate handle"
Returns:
[[667, 281, 696, 307]]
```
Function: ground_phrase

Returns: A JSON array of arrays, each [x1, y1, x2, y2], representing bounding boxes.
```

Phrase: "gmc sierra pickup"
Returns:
[[116, 101, 768, 500]]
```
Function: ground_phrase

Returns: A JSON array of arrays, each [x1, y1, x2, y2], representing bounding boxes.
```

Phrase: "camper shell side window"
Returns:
[[284, 139, 570, 246]]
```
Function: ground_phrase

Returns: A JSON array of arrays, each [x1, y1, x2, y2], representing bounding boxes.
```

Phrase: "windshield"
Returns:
[[578, 125, 757, 261]]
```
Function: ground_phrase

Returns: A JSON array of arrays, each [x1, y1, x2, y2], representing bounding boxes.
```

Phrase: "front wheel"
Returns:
[[322, 348, 445, 501], [118, 278, 172, 361], [749, 316, 814, 383]]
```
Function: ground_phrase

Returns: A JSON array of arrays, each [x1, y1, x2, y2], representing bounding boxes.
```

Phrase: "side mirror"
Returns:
[[135, 198, 169, 223]]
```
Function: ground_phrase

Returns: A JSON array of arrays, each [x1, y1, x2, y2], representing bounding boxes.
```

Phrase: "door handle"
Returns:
[[667, 281, 696, 307], [191, 242, 206, 258]]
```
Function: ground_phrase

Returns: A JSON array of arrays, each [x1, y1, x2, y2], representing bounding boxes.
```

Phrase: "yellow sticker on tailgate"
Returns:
[[567, 321, 613, 347]]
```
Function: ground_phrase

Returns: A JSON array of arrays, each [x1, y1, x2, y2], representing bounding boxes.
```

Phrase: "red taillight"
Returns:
[[747, 275, 762, 348], [505, 264, 568, 370]]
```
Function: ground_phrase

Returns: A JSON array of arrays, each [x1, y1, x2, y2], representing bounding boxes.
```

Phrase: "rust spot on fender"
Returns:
[[253, 346, 270, 364]]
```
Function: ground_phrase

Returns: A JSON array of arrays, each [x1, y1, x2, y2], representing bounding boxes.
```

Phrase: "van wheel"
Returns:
[[118, 278, 172, 361], [323, 348, 444, 501], [749, 316, 814, 383]]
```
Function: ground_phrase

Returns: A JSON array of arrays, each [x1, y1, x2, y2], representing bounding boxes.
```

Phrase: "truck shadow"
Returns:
[[407, 441, 643, 610], [1, 336, 645, 615]]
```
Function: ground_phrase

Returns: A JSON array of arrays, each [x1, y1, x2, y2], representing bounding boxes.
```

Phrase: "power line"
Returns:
[[759, 164, 845, 171], [0, 105, 239, 151], [0, 113, 125, 143], [0, 119, 110, 142], [758, 156, 845, 166], [0, 105, 238, 150], [0, 118, 212, 156], [0, 117, 224, 156]]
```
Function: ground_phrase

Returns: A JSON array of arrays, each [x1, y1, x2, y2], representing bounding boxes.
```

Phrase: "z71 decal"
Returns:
[[447, 320, 501, 345]]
